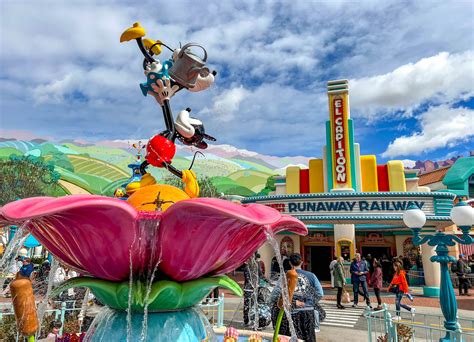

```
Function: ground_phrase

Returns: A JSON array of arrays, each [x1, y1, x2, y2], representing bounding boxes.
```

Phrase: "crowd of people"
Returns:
[[239, 250, 472, 341], [1, 255, 103, 339], [331, 253, 417, 319], [330, 252, 472, 319], [1, 249, 472, 341], [242, 252, 323, 342]]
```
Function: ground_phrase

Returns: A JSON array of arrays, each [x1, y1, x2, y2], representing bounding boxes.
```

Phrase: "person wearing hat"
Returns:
[[18, 258, 34, 278], [456, 254, 471, 296]]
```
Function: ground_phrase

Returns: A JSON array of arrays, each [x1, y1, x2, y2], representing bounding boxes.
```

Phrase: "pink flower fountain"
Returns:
[[1, 195, 307, 340]]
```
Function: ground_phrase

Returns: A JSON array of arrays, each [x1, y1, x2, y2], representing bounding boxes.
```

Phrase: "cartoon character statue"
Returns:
[[120, 22, 218, 198]]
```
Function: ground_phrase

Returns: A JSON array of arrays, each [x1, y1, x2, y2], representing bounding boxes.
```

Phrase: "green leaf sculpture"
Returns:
[[51, 275, 242, 312]]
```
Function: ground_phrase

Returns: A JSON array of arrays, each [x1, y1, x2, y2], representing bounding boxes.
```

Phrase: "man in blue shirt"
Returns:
[[19, 258, 34, 278], [290, 254, 324, 304], [350, 253, 371, 308], [290, 253, 324, 337]]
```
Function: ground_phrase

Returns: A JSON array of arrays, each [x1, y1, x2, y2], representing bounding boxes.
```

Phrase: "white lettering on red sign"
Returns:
[[333, 98, 346, 184]]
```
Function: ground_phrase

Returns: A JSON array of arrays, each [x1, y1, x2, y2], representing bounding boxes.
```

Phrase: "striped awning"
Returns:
[[459, 243, 474, 256]]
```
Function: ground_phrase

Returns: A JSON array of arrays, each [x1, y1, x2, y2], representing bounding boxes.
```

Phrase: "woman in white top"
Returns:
[[53, 265, 78, 297]]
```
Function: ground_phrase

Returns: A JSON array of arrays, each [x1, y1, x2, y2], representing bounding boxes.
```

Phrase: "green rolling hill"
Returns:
[[0, 147, 22, 158], [0, 140, 282, 197], [210, 176, 256, 197], [227, 169, 274, 193]]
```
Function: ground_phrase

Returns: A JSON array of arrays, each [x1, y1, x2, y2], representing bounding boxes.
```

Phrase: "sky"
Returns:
[[0, 0, 473, 163]]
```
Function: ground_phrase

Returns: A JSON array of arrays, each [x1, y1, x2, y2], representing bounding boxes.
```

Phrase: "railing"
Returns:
[[450, 272, 474, 288], [365, 304, 474, 342], [406, 270, 425, 286], [198, 293, 225, 328], [0, 300, 83, 340]]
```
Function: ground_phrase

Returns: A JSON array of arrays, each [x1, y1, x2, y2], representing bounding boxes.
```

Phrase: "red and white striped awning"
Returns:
[[459, 243, 474, 256]]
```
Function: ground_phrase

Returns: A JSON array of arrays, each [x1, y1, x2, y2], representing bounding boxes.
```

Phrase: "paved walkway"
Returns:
[[216, 295, 474, 342], [320, 302, 365, 328]]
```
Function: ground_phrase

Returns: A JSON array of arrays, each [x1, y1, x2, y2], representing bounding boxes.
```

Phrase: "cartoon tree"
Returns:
[[0, 155, 62, 205]]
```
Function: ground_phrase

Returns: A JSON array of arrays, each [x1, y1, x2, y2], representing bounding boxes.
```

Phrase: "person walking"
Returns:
[[388, 262, 415, 320], [350, 253, 371, 308], [329, 256, 338, 288], [333, 256, 346, 309], [369, 258, 383, 310], [456, 254, 471, 296]]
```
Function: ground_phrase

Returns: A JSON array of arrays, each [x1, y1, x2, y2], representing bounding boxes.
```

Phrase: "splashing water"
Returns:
[[36, 257, 59, 338], [78, 288, 91, 333], [264, 228, 298, 341], [0, 222, 30, 271], [197, 307, 218, 342], [139, 218, 162, 342], [248, 255, 260, 331], [126, 232, 136, 342], [83, 306, 115, 342]]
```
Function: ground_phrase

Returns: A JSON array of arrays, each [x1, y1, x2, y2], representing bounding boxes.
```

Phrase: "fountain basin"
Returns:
[[89, 307, 212, 342]]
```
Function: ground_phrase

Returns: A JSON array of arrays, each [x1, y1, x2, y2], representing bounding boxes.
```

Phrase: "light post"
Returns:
[[403, 201, 473, 342]]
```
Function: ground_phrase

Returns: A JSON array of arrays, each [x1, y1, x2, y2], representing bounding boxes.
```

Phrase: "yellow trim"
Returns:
[[309, 159, 324, 193], [387, 160, 407, 192], [336, 238, 355, 259], [360, 155, 379, 192], [286, 166, 301, 194]]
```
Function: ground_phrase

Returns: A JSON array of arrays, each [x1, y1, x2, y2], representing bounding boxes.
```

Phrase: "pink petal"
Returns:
[[1, 196, 141, 281], [158, 198, 307, 281]]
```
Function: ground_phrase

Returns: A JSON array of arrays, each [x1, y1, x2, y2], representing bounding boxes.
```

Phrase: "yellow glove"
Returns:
[[182, 170, 199, 198]]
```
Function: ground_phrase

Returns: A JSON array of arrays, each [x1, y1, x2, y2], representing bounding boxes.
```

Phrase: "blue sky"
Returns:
[[0, 0, 473, 164]]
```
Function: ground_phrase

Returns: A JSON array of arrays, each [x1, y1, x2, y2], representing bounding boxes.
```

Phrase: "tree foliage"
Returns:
[[161, 174, 219, 198], [257, 175, 278, 196], [0, 155, 62, 206]]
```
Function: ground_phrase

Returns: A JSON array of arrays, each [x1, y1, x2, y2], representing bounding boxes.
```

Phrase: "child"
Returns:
[[388, 262, 415, 320], [47, 321, 62, 339]]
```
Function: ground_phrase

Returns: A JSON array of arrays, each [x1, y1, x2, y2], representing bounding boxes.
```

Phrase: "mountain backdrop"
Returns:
[[1, 138, 470, 196]]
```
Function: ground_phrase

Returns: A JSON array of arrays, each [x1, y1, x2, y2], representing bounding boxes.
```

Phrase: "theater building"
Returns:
[[244, 80, 469, 293]]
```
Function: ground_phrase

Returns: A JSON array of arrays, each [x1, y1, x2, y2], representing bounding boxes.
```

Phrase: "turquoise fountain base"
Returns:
[[90, 307, 212, 342]]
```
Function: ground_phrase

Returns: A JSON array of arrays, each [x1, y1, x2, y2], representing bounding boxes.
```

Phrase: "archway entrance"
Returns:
[[305, 245, 333, 281]]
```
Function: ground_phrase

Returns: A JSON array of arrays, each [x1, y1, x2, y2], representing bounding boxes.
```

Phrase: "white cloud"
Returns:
[[32, 66, 137, 104], [198, 83, 327, 156], [200, 86, 250, 122], [401, 159, 416, 168], [1, 0, 474, 158], [382, 105, 474, 158], [350, 51, 474, 118]]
